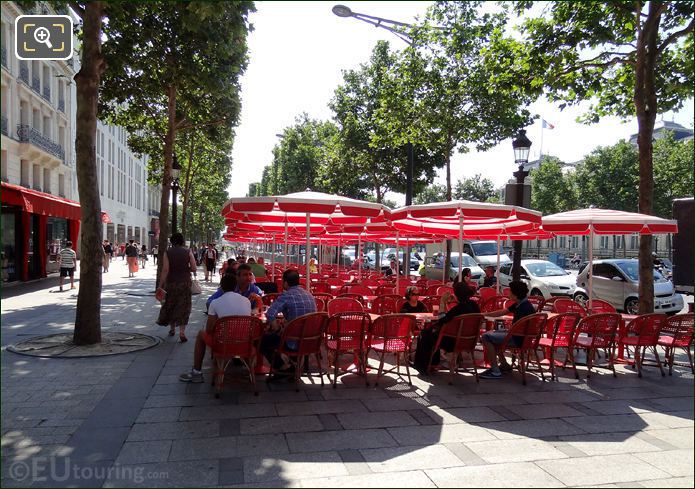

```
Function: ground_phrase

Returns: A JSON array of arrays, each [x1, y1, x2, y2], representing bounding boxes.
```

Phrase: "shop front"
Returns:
[[1, 182, 81, 282]]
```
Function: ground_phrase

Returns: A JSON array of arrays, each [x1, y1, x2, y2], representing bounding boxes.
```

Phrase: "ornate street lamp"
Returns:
[[171, 155, 181, 236], [511, 130, 532, 281]]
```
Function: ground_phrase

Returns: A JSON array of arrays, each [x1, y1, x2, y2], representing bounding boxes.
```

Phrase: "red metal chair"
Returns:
[[436, 285, 454, 297], [425, 284, 442, 296], [336, 293, 366, 306], [361, 278, 380, 287], [312, 281, 332, 294], [501, 287, 511, 297], [526, 295, 545, 312], [313, 292, 333, 307], [371, 295, 405, 315], [571, 313, 622, 378], [618, 313, 667, 377], [553, 298, 588, 317], [477, 287, 497, 302], [262, 293, 280, 307], [419, 296, 438, 313], [588, 299, 617, 314], [328, 297, 364, 315], [325, 311, 371, 387], [499, 313, 548, 385], [396, 282, 412, 295], [366, 314, 417, 386], [348, 284, 373, 296], [376, 285, 396, 296], [542, 296, 562, 312], [538, 312, 582, 381], [314, 297, 326, 312], [326, 277, 344, 287], [428, 313, 484, 384], [481, 295, 511, 313], [269, 312, 328, 390], [209, 316, 263, 397], [658, 314, 694, 375]]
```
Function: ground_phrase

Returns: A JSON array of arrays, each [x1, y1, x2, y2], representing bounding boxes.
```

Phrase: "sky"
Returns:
[[228, 1, 694, 204]]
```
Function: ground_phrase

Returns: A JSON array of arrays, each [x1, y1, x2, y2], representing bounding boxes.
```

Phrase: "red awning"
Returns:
[[1, 182, 81, 221]]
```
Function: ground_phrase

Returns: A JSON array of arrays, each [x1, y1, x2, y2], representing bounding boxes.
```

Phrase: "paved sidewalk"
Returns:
[[1, 261, 693, 487]]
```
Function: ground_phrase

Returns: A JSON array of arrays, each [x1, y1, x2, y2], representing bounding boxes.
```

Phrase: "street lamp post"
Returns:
[[333, 4, 416, 273], [171, 155, 181, 236], [511, 130, 532, 281]]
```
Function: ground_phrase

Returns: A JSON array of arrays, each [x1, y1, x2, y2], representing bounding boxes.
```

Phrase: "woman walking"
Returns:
[[156, 233, 197, 342], [140, 244, 148, 269]]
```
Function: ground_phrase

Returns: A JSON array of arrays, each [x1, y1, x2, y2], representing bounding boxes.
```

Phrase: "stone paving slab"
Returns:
[[425, 462, 564, 487], [242, 451, 348, 484], [359, 444, 464, 473]]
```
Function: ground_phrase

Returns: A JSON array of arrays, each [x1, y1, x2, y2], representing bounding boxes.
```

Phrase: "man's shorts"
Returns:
[[60, 267, 75, 277], [482, 330, 522, 348], [206, 259, 216, 271]]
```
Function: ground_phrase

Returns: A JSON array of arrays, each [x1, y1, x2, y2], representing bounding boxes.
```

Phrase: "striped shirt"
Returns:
[[59, 248, 76, 268], [266, 286, 316, 323]]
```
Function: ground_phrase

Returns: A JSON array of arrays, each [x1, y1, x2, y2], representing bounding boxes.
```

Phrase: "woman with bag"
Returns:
[[140, 244, 148, 269], [156, 233, 198, 342]]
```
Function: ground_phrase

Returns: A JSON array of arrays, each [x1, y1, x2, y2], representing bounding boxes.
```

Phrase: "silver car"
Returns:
[[574, 259, 683, 315], [498, 260, 576, 299], [422, 253, 484, 284]]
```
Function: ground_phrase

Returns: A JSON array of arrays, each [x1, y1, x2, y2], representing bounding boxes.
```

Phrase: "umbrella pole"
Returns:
[[306, 213, 311, 292], [358, 234, 362, 279], [271, 235, 276, 283], [442, 239, 447, 283], [396, 232, 400, 291], [496, 239, 501, 295], [588, 228, 594, 309], [458, 214, 463, 282], [283, 220, 288, 269]]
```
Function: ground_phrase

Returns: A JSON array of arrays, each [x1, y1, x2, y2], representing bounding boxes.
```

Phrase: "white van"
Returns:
[[462, 240, 511, 267]]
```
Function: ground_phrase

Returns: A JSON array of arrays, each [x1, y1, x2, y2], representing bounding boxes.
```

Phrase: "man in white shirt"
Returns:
[[58, 240, 77, 291], [179, 273, 251, 382]]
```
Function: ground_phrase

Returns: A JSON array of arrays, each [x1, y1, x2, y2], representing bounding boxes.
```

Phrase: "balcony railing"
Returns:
[[1, 47, 7, 69], [19, 62, 29, 84], [1, 116, 7, 136], [32, 76, 41, 94], [16, 124, 65, 161], [58, 99, 65, 113], [43, 86, 51, 102]]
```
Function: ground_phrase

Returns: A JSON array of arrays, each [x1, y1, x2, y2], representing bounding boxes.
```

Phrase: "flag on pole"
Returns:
[[542, 119, 555, 129]]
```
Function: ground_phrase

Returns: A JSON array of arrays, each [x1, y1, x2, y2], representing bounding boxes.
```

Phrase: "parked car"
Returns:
[[422, 253, 484, 283], [574, 259, 684, 315], [498, 260, 576, 299], [462, 240, 512, 267], [379, 249, 420, 271]]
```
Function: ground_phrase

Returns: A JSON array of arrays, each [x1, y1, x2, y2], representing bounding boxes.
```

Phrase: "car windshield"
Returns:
[[526, 262, 566, 277], [471, 242, 498, 256], [616, 260, 667, 282], [450, 255, 477, 268]]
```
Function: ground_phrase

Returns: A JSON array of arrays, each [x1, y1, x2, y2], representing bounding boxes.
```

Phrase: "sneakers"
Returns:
[[179, 369, 204, 383], [479, 368, 503, 380]]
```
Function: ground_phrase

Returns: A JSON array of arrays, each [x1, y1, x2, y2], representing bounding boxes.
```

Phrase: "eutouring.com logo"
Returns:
[[8, 457, 169, 484]]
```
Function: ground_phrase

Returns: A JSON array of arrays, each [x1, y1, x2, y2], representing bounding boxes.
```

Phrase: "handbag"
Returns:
[[191, 280, 202, 295]]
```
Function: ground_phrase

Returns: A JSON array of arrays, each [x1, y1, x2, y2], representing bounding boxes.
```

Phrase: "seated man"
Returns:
[[235, 264, 264, 309], [247, 257, 267, 279], [179, 274, 252, 383], [260, 269, 317, 379], [482, 266, 497, 288], [479, 280, 536, 380]]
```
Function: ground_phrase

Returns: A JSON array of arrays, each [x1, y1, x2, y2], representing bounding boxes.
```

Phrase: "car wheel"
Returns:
[[573, 292, 589, 307], [530, 288, 544, 297], [624, 298, 639, 315]]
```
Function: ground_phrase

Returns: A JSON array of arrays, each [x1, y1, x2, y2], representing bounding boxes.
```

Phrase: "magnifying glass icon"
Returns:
[[33, 27, 53, 49]]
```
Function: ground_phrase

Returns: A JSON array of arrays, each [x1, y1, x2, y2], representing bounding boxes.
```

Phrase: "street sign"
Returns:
[[147, 231, 155, 236]]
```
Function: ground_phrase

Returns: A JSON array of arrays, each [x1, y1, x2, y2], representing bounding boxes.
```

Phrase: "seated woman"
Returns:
[[220, 258, 235, 277], [400, 286, 427, 313], [411, 282, 480, 375]]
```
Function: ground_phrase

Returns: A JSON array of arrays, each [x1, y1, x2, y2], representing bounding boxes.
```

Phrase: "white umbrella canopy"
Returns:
[[542, 208, 679, 307]]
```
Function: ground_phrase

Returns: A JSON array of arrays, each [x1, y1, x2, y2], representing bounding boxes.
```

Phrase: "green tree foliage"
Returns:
[[99, 1, 253, 280], [453, 174, 498, 202], [529, 156, 577, 215], [414, 184, 447, 204], [652, 133, 694, 218], [510, 0, 694, 313]]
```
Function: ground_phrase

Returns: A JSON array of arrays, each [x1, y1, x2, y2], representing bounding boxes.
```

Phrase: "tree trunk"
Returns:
[[180, 137, 195, 236], [634, 3, 661, 314], [73, 2, 105, 346], [156, 85, 177, 286]]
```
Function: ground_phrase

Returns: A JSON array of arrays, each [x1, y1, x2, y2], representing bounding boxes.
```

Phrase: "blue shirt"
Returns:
[[235, 283, 264, 299], [266, 286, 317, 323], [206, 288, 224, 308]]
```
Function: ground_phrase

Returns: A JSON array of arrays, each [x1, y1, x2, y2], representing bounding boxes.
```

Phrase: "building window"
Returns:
[[21, 160, 30, 187], [43, 168, 51, 194], [32, 164, 41, 190], [1, 150, 7, 182], [58, 173, 65, 197]]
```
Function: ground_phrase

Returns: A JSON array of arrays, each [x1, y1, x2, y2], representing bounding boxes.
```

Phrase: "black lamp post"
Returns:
[[171, 155, 181, 236], [511, 130, 532, 281]]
